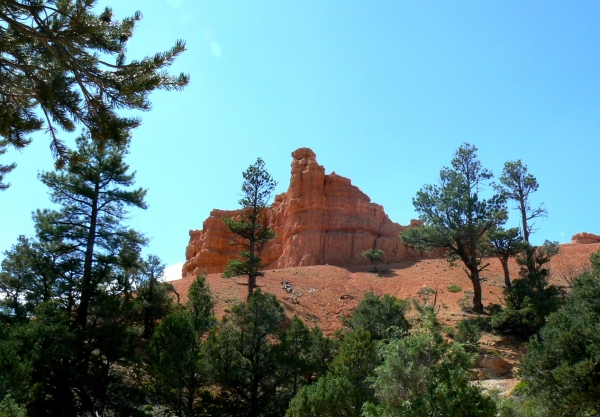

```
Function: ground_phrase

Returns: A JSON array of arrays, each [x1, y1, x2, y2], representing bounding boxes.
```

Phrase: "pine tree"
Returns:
[[36, 133, 147, 331], [205, 290, 286, 417], [134, 255, 175, 340], [0, 0, 189, 189], [0, 133, 152, 415], [286, 327, 379, 417], [222, 158, 277, 300], [519, 251, 600, 415], [146, 273, 217, 416]]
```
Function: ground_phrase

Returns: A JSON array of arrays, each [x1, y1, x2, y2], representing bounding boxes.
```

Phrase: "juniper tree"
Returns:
[[401, 144, 507, 313], [222, 158, 277, 300], [0, 0, 189, 189], [363, 249, 384, 272], [363, 319, 496, 417]]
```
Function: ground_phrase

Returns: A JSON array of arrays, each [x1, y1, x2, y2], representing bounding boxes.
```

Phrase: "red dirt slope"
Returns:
[[171, 243, 600, 336]]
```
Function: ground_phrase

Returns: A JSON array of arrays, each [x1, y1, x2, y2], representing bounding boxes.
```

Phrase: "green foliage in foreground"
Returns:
[[363, 319, 496, 417], [0, 0, 189, 189], [286, 327, 379, 417], [518, 251, 600, 416], [341, 291, 410, 340]]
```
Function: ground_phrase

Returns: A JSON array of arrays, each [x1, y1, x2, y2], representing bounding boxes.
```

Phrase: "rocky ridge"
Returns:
[[572, 232, 600, 244], [182, 148, 428, 277]]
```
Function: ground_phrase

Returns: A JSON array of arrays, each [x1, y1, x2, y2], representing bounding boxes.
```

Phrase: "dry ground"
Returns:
[[172, 242, 600, 335]]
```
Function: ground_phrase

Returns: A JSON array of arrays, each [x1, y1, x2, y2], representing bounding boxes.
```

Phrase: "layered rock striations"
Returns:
[[182, 148, 428, 277]]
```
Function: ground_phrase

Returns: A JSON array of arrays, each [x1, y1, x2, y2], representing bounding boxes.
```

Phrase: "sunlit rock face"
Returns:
[[572, 232, 600, 244], [182, 148, 428, 277]]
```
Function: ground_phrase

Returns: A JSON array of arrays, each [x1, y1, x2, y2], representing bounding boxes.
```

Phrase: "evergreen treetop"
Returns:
[[0, 0, 190, 189]]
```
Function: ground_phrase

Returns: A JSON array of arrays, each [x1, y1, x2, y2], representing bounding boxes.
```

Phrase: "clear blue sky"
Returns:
[[2, 0, 599, 279]]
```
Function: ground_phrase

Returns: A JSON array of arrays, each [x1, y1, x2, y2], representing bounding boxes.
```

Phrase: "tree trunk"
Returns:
[[470, 270, 484, 313], [77, 182, 100, 330], [248, 228, 256, 300], [247, 275, 256, 301], [520, 198, 529, 243], [501, 256, 512, 288]]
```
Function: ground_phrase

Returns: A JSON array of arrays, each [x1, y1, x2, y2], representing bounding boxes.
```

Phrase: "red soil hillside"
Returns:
[[172, 242, 600, 336]]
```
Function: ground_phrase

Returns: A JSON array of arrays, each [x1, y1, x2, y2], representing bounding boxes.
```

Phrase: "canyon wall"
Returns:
[[182, 148, 428, 277]]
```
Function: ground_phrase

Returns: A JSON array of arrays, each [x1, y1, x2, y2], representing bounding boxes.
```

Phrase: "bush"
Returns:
[[447, 283, 462, 293], [443, 325, 455, 338], [455, 319, 481, 350], [458, 290, 475, 311], [363, 318, 496, 417], [341, 291, 409, 340]]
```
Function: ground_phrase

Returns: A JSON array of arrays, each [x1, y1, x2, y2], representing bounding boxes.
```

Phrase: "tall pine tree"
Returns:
[[222, 158, 277, 300], [0, 133, 153, 416]]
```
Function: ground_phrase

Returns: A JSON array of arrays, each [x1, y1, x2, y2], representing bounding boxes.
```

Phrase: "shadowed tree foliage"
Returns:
[[186, 273, 217, 334], [204, 289, 287, 417], [402, 143, 507, 313], [134, 255, 175, 340], [0, 134, 152, 416], [146, 273, 217, 417], [286, 327, 379, 417], [222, 158, 277, 300], [0, 0, 189, 189], [519, 250, 600, 416]]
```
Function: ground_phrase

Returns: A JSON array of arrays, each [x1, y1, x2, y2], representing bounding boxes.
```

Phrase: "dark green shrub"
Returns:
[[341, 291, 409, 340]]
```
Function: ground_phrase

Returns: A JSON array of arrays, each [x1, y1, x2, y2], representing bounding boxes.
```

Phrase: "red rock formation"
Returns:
[[182, 148, 428, 277], [572, 232, 600, 244]]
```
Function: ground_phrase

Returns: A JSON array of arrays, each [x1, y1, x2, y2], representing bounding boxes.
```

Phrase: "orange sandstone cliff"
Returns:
[[572, 232, 600, 244], [182, 148, 428, 277]]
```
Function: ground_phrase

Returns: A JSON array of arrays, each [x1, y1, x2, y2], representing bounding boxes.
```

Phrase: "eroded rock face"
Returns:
[[572, 232, 600, 244], [182, 149, 428, 277]]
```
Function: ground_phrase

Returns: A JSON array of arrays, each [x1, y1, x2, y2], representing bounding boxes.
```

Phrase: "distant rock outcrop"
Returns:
[[572, 232, 600, 244], [182, 148, 428, 277]]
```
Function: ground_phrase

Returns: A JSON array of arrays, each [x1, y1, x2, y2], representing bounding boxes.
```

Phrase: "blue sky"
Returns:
[[2, 1, 599, 280]]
